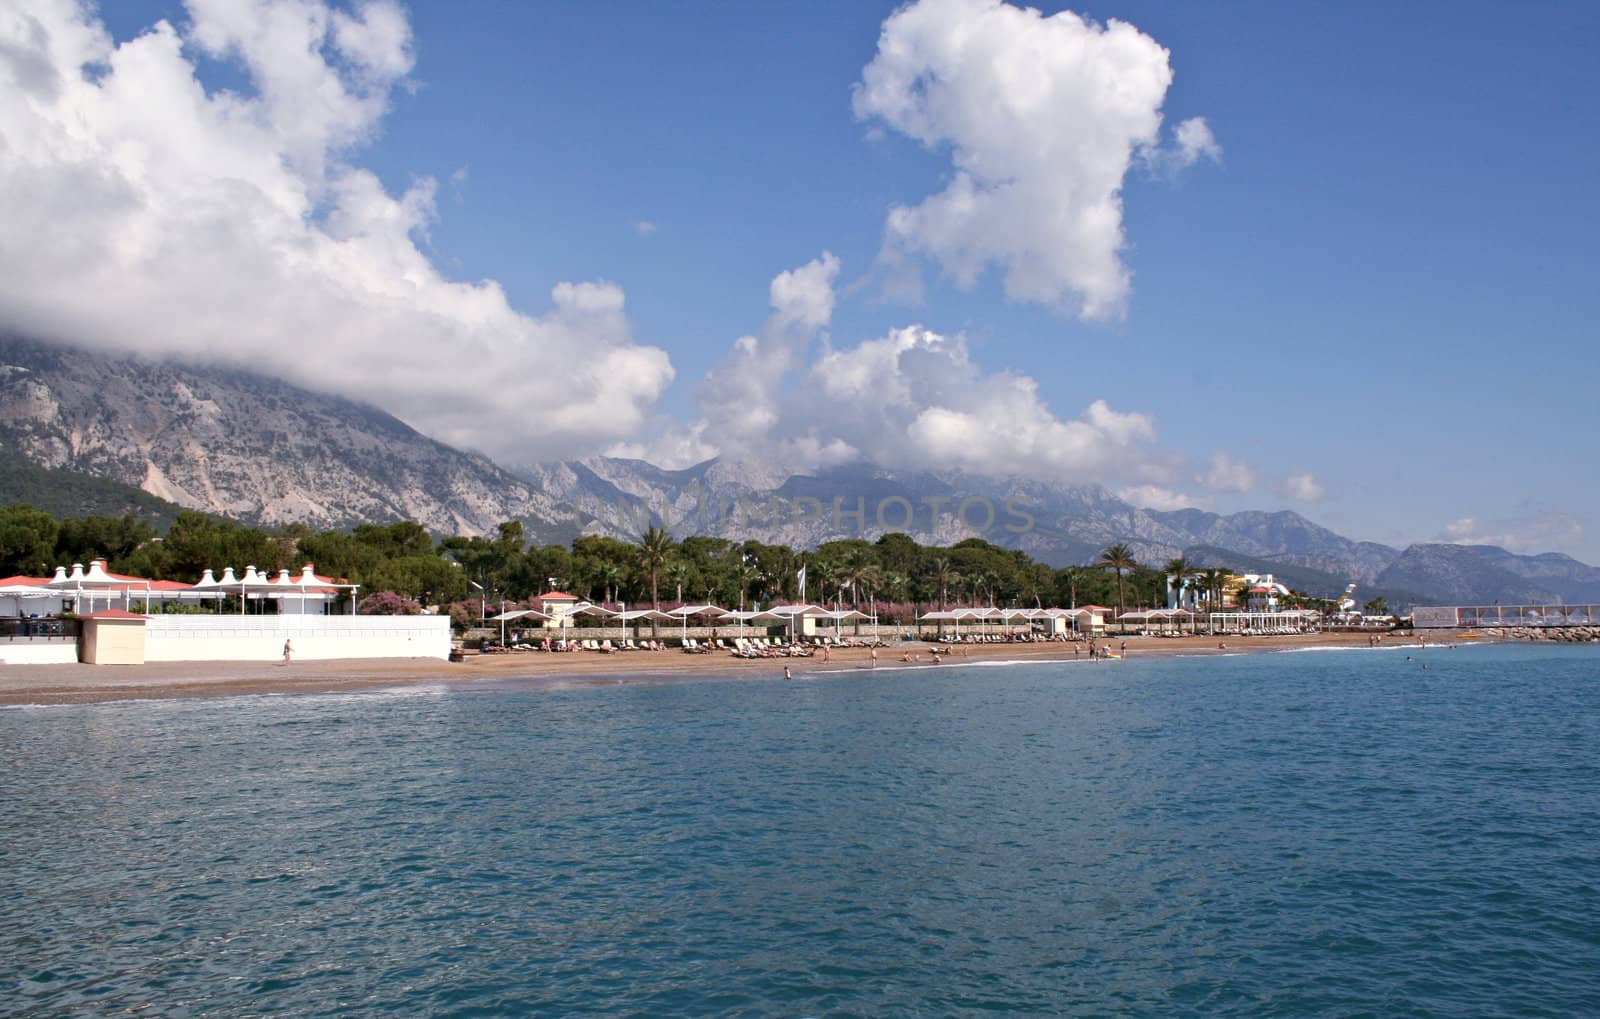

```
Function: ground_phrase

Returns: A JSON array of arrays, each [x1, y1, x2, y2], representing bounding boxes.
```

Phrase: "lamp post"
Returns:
[[470, 580, 485, 624]]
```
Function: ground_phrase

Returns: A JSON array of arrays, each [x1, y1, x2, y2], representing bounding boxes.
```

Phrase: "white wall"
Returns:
[[0, 640, 79, 665], [143, 615, 451, 663]]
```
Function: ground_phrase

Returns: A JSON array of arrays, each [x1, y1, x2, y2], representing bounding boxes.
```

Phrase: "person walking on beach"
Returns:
[[1120, 640, 1127, 658], [869, 647, 878, 669], [822, 644, 831, 663], [282, 639, 293, 664]]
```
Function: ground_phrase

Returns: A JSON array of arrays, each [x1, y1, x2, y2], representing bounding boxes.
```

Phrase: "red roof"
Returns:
[[0, 575, 49, 586], [538, 591, 578, 601], [82, 609, 147, 620], [1077, 604, 1112, 612]]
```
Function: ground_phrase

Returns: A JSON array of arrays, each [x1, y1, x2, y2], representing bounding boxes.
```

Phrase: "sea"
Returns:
[[3, 642, 1598, 1016]]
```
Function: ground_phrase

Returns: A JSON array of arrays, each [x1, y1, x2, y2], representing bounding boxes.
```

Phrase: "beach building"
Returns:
[[0, 560, 448, 665], [78, 609, 148, 665], [1075, 605, 1110, 635], [0, 574, 62, 618], [1223, 574, 1291, 613], [1165, 575, 1202, 611], [532, 591, 580, 618]]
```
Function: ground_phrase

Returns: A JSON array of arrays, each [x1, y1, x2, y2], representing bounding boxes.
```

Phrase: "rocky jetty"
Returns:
[[1481, 626, 1600, 643]]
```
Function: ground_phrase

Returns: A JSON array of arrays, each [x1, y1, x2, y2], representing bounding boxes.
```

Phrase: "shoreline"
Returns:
[[0, 631, 1470, 707]]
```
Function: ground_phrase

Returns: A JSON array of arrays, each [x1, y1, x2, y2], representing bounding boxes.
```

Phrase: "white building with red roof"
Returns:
[[1, 560, 446, 665]]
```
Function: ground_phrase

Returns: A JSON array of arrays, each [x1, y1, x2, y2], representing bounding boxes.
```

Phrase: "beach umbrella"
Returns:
[[664, 604, 729, 644]]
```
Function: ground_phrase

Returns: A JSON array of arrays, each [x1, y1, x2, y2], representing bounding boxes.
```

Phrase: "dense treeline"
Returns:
[[0, 504, 1189, 623]]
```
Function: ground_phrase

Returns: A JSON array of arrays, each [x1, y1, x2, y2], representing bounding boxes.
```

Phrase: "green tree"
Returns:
[[1098, 543, 1138, 621], [56, 514, 158, 568], [1053, 566, 1085, 609], [1197, 568, 1228, 613], [162, 511, 288, 581], [637, 526, 674, 608], [351, 521, 434, 559], [733, 558, 761, 612], [873, 532, 921, 579], [1021, 563, 1054, 609], [0, 505, 59, 576], [838, 547, 881, 610], [663, 559, 693, 605], [594, 561, 625, 605], [925, 556, 960, 611], [1161, 556, 1194, 609]]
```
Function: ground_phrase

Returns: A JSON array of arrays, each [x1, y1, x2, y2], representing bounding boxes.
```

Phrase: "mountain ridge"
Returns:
[[0, 336, 1592, 609]]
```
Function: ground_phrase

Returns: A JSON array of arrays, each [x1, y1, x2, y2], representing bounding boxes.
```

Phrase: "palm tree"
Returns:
[[858, 564, 883, 619], [927, 557, 960, 611], [664, 560, 693, 606], [595, 561, 625, 606], [882, 570, 909, 619], [976, 570, 1000, 606], [839, 550, 879, 610], [1022, 564, 1052, 609], [731, 559, 761, 612], [1162, 556, 1194, 609], [1198, 568, 1228, 613], [1099, 543, 1137, 622], [810, 556, 840, 607], [637, 526, 673, 609], [1059, 566, 1084, 609]]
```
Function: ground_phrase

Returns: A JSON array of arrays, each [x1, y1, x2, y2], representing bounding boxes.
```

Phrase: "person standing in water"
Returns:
[[784, 665, 792, 681]]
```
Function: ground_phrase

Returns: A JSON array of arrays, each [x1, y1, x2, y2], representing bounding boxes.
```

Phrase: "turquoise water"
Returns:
[[3, 643, 1599, 1015]]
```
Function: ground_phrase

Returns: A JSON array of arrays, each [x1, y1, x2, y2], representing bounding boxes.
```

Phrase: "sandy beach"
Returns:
[[0, 630, 1445, 706]]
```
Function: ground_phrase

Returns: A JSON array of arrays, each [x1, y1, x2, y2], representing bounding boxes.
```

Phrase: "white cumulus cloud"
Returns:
[[809, 326, 1158, 477], [853, 0, 1216, 318], [627, 255, 1170, 482], [1279, 473, 1327, 503], [1173, 117, 1222, 167], [617, 252, 844, 468], [1198, 451, 1256, 492], [0, 0, 673, 462], [1440, 510, 1585, 554], [1117, 485, 1208, 512]]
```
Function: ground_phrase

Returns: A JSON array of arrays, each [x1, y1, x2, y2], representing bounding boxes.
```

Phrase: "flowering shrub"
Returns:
[[359, 591, 422, 615]]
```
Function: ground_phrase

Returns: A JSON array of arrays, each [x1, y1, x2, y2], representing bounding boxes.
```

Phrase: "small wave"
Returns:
[[1272, 645, 1370, 654], [261, 685, 456, 705], [967, 658, 1094, 668]]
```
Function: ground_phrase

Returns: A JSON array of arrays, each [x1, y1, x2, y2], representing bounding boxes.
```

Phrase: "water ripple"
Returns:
[[2, 643, 1598, 1015]]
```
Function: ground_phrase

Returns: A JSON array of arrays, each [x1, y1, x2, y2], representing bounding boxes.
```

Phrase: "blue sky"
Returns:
[[9, 1, 1599, 561]]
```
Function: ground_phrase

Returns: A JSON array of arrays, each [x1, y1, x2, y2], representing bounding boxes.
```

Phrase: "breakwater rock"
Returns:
[[1481, 626, 1600, 643]]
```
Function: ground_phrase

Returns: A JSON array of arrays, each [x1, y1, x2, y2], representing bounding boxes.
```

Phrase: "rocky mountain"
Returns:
[[0, 336, 587, 539], [1183, 544, 1429, 607], [0, 442, 186, 527], [1461, 546, 1600, 603], [3, 336, 1593, 609], [1374, 544, 1600, 606], [1153, 508, 1400, 582], [513, 457, 1401, 580]]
